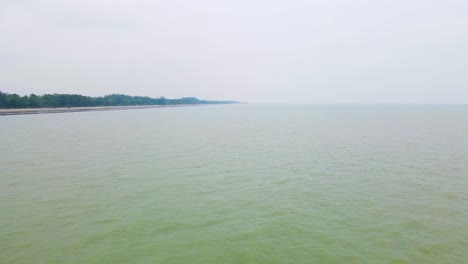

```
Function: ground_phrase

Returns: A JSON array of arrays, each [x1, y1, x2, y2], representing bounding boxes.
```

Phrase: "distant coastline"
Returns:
[[0, 91, 237, 115], [0, 104, 234, 116]]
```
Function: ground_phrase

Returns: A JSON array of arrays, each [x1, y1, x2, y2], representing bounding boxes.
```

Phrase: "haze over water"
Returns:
[[1, 104, 467, 263]]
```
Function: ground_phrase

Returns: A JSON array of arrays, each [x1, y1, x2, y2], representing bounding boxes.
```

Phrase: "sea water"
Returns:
[[1, 104, 467, 263]]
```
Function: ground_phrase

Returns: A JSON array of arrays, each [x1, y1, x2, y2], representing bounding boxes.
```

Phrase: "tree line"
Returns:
[[0, 91, 235, 108]]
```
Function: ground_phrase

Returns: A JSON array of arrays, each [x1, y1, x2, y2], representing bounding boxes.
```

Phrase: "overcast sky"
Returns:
[[0, 0, 467, 103]]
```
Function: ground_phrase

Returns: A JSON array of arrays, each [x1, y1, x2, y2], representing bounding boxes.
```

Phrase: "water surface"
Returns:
[[1, 104, 467, 263]]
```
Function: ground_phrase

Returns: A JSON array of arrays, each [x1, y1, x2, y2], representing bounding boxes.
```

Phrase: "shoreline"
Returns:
[[0, 104, 225, 116]]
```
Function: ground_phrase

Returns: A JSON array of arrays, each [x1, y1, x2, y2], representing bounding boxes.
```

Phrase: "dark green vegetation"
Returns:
[[0, 91, 236, 108]]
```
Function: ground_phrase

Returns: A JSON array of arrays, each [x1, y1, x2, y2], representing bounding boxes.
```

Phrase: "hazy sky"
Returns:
[[1, 0, 467, 103]]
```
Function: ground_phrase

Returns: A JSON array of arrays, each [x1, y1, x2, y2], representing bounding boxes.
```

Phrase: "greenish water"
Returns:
[[1, 104, 467, 263]]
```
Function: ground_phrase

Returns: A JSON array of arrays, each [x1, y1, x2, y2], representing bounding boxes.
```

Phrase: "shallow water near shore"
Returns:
[[1, 104, 467, 263]]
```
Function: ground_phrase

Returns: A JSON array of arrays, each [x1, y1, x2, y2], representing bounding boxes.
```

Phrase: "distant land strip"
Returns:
[[0, 91, 237, 115], [0, 104, 223, 116]]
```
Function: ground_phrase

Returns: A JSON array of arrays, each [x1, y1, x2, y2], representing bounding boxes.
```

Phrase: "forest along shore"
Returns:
[[0, 104, 215, 116]]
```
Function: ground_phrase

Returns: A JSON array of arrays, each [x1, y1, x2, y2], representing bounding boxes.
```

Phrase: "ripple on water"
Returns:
[[1, 104, 467, 263]]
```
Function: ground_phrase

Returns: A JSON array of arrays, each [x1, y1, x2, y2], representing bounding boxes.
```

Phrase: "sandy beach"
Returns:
[[0, 104, 213, 116]]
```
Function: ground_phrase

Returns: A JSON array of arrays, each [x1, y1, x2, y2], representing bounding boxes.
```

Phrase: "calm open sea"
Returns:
[[1, 104, 467, 263]]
